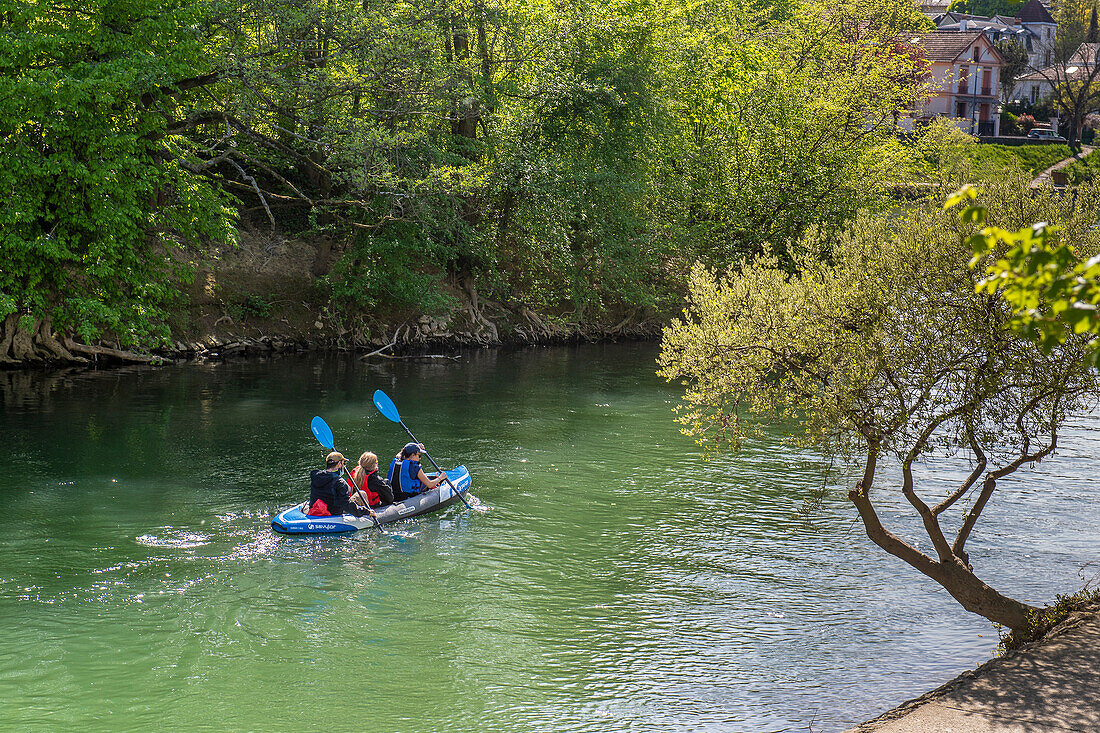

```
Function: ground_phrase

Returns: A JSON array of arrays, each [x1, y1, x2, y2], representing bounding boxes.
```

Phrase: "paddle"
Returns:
[[310, 415, 388, 535], [372, 389, 471, 510]]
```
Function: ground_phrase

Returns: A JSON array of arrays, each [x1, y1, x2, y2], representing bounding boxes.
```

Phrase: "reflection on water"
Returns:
[[1, 344, 1097, 732]]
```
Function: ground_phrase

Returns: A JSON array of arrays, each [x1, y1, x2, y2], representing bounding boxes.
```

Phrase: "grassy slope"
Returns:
[[1063, 151, 1100, 185], [968, 144, 1073, 177]]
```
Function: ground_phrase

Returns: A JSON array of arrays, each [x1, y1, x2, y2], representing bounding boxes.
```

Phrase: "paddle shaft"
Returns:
[[397, 420, 471, 510], [310, 415, 387, 534]]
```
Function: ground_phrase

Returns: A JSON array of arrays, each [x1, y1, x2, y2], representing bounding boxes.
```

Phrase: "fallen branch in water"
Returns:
[[360, 334, 399, 360], [64, 338, 155, 364], [374, 353, 461, 361]]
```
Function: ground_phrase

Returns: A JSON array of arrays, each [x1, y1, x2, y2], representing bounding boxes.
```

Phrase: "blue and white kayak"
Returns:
[[270, 466, 472, 534]]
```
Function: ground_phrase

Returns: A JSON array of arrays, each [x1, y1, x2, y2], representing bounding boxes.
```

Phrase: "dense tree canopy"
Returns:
[[0, 0, 237, 347], [1, 0, 930, 348], [945, 0, 1024, 17]]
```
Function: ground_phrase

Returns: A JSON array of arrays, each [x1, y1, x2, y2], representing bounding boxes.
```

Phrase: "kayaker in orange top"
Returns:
[[349, 452, 394, 509]]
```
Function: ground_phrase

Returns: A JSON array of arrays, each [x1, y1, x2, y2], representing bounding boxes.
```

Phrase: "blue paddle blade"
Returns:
[[310, 416, 335, 450], [373, 390, 401, 423]]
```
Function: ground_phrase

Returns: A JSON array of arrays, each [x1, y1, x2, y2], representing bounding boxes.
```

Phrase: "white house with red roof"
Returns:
[[911, 30, 1007, 136]]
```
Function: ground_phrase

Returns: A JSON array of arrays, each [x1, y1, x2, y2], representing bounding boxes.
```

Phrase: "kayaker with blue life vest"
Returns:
[[308, 451, 371, 517], [349, 451, 394, 508], [388, 442, 447, 501]]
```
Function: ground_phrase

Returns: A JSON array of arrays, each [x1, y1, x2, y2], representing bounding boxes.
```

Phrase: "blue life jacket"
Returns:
[[388, 458, 423, 495]]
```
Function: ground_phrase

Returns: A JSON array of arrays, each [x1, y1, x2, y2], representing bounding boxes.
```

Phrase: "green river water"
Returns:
[[1, 343, 1097, 732]]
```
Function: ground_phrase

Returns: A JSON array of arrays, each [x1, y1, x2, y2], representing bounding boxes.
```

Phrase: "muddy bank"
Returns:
[[0, 314, 663, 369], [1, 230, 666, 370]]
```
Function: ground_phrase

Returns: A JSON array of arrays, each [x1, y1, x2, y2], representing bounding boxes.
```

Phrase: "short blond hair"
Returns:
[[358, 451, 378, 472]]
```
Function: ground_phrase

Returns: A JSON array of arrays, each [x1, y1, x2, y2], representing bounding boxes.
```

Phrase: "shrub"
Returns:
[[1063, 150, 1100, 185], [1001, 111, 1020, 136]]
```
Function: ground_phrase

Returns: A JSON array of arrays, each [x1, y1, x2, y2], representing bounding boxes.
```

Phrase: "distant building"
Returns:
[[910, 30, 1006, 135], [925, 0, 1057, 75], [919, 0, 952, 20], [933, 13, 1045, 70], [1014, 0, 1058, 67], [1012, 43, 1100, 104]]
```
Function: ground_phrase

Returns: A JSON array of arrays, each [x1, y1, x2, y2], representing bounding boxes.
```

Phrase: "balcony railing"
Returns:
[[958, 82, 969, 94]]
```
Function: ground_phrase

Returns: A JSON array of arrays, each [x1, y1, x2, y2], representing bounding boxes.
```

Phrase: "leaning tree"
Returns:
[[658, 179, 1100, 637]]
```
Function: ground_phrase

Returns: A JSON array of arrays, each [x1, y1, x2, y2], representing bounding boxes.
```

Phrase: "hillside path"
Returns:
[[1031, 145, 1095, 188]]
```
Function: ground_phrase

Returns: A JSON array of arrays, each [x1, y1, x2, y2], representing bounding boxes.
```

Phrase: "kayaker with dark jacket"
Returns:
[[388, 442, 447, 501], [308, 451, 370, 517], [349, 451, 394, 508]]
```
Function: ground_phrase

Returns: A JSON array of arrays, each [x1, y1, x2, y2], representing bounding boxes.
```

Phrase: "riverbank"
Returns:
[[0, 231, 665, 369], [845, 602, 1100, 732], [0, 318, 664, 369]]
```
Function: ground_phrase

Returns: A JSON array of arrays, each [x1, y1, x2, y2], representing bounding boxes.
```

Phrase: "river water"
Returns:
[[0, 343, 1097, 732]]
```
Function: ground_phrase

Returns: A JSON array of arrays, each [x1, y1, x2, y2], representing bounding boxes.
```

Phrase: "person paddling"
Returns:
[[349, 451, 394, 509], [308, 451, 371, 517], [388, 442, 447, 501]]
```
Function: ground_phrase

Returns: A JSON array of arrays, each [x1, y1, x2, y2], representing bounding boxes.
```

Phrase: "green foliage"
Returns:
[[650, 0, 932, 270], [906, 119, 981, 184], [1062, 149, 1100, 184], [952, 185, 1100, 363], [1004, 586, 1100, 649], [946, 0, 1024, 16], [204, 0, 932, 314], [0, 0, 237, 346], [0, 0, 942, 341], [903, 122, 1073, 187], [242, 295, 274, 319], [995, 39, 1031, 99], [659, 182, 1099, 457]]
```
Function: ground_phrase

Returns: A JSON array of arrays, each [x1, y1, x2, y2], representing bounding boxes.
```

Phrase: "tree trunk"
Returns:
[[34, 318, 81, 362], [931, 559, 1038, 632], [849, 451, 1040, 634], [450, 14, 479, 141], [10, 320, 38, 362], [0, 313, 18, 363]]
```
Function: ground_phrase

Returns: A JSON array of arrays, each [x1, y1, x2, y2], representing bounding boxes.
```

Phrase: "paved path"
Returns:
[[1031, 146, 1095, 188], [845, 604, 1100, 733]]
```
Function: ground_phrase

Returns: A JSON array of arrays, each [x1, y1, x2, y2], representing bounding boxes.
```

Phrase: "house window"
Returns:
[[973, 47, 981, 62], [1031, 85, 1040, 102], [957, 101, 968, 117]]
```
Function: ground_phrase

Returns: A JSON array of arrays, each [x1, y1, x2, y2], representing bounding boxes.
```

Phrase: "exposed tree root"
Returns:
[[462, 274, 499, 342]]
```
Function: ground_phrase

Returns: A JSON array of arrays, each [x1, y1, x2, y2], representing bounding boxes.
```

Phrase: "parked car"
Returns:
[[1028, 128, 1068, 142]]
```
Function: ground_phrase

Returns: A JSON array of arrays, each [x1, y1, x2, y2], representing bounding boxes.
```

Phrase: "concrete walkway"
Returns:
[[845, 604, 1100, 733], [1030, 146, 1095, 188]]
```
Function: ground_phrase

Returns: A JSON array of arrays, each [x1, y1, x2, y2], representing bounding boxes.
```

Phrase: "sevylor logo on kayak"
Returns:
[[307, 523, 338, 530]]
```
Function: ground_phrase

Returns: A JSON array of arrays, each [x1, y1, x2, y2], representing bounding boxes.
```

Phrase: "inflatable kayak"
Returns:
[[270, 466, 472, 534]]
